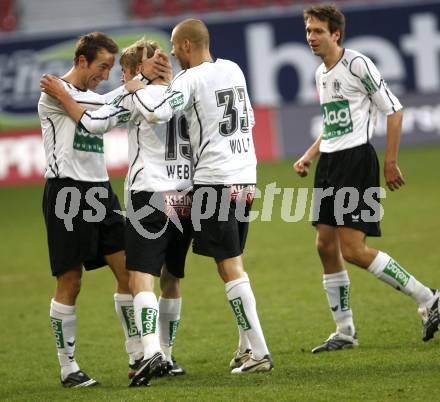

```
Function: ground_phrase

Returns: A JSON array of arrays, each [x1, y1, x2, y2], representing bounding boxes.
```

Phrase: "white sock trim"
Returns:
[[158, 297, 182, 315], [323, 270, 350, 287], [114, 293, 133, 302], [225, 275, 250, 294], [51, 299, 76, 315], [367, 251, 391, 276]]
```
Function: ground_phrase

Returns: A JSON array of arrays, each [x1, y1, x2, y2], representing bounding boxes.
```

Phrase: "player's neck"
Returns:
[[189, 51, 213, 68], [322, 47, 344, 70], [62, 68, 87, 91]]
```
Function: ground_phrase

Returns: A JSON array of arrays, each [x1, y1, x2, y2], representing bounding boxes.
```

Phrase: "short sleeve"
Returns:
[[349, 56, 402, 115]]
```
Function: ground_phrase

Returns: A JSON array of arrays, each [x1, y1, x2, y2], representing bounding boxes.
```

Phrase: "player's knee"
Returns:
[[59, 278, 81, 302], [128, 273, 137, 295], [56, 269, 82, 302], [161, 279, 180, 298], [115, 269, 130, 292], [340, 243, 363, 265], [316, 236, 337, 258]]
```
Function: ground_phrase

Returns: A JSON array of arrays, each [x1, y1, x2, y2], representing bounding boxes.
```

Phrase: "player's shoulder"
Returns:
[[315, 62, 327, 83], [192, 58, 241, 74], [58, 78, 85, 95], [147, 84, 168, 97], [344, 48, 376, 75], [215, 58, 242, 72]]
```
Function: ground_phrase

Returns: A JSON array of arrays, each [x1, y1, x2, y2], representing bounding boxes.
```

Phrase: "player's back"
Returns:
[[184, 59, 257, 185]]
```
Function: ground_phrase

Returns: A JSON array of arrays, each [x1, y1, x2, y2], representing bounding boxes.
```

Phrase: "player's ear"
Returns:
[[135, 63, 142, 75], [78, 54, 88, 69], [183, 39, 191, 52]]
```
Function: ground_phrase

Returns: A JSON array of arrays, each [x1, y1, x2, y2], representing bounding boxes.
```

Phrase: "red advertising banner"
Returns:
[[0, 109, 278, 187]]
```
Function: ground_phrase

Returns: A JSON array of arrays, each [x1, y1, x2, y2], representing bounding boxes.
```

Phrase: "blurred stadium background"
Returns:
[[0, 0, 439, 185], [1, 1, 440, 400]]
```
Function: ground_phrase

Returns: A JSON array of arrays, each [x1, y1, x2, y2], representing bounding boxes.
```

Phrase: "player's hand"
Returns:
[[293, 157, 312, 178], [40, 74, 67, 101], [141, 48, 173, 84], [125, 79, 146, 93], [384, 160, 405, 191], [154, 50, 173, 84]]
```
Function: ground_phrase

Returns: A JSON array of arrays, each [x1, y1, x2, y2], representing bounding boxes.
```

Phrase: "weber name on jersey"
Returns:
[[316, 48, 403, 153], [78, 84, 192, 193], [38, 80, 117, 181], [132, 58, 257, 185]]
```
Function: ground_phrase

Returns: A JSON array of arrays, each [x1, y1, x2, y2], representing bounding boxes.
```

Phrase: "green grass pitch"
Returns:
[[0, 146, 439, 401]]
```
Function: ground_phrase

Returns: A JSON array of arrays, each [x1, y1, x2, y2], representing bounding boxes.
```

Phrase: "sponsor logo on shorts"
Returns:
[[230, 184, 256, 204], [141, 308, 158, 336], [383, 259, 410, 287], [229, 297, 251, 330], [164, 192, 192, 219], [50, 317, 64, 348], [321, 100, 353, 140], [340, 285, 350, 311], [121, 305, 139, 337]]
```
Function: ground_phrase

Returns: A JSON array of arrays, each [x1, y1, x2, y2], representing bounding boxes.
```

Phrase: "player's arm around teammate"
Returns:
[[38, 32, 142, 388], [42, 40, 189, 384], [125, 19, 273, 374]]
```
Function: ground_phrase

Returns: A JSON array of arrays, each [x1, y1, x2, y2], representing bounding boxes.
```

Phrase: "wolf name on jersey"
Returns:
[[78, 84, 192, 193], [316, 48, 402, 153], [132, 59, 257, 185]]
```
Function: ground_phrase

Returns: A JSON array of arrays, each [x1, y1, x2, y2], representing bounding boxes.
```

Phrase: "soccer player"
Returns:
[[125, 18, 273, 374], [120, 40, 188, 379], [41, 39, 190, 386], [293, 4, 439, 352], [38, 32, 143, 388]]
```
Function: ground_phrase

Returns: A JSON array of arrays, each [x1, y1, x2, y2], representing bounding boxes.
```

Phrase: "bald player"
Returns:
[[126, 19, 273, 374]]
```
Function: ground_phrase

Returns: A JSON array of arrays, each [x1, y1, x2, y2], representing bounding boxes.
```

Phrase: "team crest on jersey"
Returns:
[[333, 79, 341, 93], [332, 79, 344, 100], [73, 124, 104, 153]]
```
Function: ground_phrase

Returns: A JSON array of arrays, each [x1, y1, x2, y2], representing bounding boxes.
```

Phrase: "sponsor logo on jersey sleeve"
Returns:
[[360, 74, 378, 95], [110, 94, 124, 106], [169, 94, 184, 109], [116, 111, 131, 124], [321, 100, 353, 140]]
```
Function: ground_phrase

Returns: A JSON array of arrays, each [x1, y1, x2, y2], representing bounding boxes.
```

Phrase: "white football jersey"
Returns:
[[78, 85, 192, 192], [38, 80, 117, 182], [316, 48, 402, 153], [132, 58, 257, 185]]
